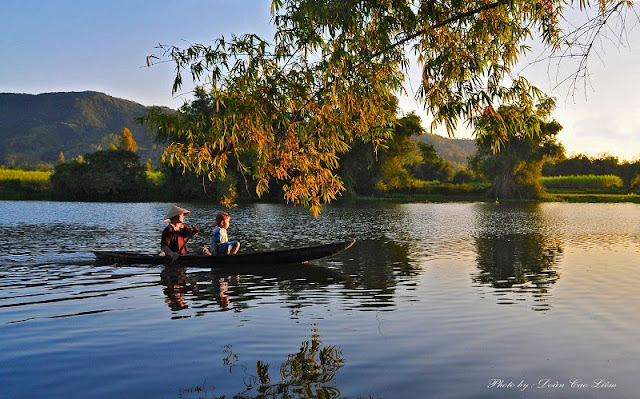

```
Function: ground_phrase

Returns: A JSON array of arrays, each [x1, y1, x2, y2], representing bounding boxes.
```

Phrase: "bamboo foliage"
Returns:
[[143, 0, 633, 214]]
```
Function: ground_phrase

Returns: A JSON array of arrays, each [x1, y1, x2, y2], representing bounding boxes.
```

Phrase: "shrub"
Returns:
[[145, 170, 164, 186], [451, 170, 476, 184]]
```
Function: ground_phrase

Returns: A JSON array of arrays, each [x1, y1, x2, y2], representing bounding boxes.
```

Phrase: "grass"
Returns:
[[540, 175, 623, 189], [0, 168, 52, 183], [0, 168, 53, 200]]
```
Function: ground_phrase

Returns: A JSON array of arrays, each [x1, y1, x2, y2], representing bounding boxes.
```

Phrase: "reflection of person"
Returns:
[[160, 205, 209, 261], [215, 277, 231, 309], [210, 212, 240, 256], [160, 266, 198, 311], [213, 275, 239, 310]]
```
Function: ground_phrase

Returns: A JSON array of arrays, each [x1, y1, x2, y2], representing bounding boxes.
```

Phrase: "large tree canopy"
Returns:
[[470, 96, 564, 199], [143, 0, 634, 214]]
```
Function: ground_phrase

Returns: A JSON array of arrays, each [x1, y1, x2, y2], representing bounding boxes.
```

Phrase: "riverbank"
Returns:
[[349, 193, 640, 204], [3, 186, 639, 204], [2, 168, 639, 204], [549, 193, 640, 204]]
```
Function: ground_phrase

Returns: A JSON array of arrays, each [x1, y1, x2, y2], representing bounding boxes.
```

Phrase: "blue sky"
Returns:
[[2, 1, 639, 161]]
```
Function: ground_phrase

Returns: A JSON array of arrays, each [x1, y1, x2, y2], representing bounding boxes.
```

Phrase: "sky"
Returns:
[[2, 0, 639, 161]]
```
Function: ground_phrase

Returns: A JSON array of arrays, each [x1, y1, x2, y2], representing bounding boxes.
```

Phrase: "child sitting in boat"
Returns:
[[160, 205, 210, 260], [210, 211, 240, 256]]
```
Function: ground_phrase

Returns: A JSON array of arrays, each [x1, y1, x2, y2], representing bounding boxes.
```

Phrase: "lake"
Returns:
[[1, 201, 638, 398]]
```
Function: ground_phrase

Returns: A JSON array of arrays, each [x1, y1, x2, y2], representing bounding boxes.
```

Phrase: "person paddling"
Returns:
[[210, 211, 240, 256], [160, 205, 209, 261]]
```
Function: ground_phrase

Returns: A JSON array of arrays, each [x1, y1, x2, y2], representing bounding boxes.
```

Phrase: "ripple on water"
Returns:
[[1, 201, 640, 399]]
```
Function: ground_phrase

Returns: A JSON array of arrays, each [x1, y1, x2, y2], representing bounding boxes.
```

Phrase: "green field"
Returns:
[[540, 174, 623, 190], [0, 168, 53, 200], [0, 168, 52, 183]]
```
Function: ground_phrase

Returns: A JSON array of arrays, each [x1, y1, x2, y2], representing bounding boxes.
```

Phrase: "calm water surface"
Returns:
[[1, 201, 639, 398]]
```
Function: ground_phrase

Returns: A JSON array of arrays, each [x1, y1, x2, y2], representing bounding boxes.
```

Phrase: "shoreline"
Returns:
[[2, 190, 638, 204]]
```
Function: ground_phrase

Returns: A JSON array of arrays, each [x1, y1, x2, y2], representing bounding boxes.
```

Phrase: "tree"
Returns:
[[374, 112, 424, 191], [50, 149, 148, 201], [470, 97, 564, 199], [543, 153, 592, 175], [144, 0, 634, 214], [142, 87, 256, 205], [58, 152, 65, 163], [119, 127, 138, 152], [337, 111, 426, 195], [631, 173, 640, 193], [412, 142, 453, 183]]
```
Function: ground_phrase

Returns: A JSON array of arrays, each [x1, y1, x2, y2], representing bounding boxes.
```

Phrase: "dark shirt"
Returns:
[[160, 224, 195, 255]]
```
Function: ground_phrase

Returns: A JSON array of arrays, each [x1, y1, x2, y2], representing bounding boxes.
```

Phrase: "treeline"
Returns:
[[41, 113, 487, 203], [543, 154, 640, 190], [43, 144, 640, 202], [337, 112, 485, 198], [4, 114, 639, 202]]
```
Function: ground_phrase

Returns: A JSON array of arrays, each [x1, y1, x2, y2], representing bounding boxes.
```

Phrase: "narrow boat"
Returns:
[[94, 239, 356, 266]]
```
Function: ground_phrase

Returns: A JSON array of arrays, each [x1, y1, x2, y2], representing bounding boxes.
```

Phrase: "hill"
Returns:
[[415, 133, 476, 169], [0, 91, 476, 170], [0, 91, 167, 166]]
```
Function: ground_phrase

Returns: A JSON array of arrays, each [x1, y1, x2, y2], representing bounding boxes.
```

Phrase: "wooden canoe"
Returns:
[[93, 239, 355, 266]]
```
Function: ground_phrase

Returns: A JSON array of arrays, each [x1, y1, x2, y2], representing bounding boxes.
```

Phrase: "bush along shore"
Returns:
[[2, 167, 639, 204]]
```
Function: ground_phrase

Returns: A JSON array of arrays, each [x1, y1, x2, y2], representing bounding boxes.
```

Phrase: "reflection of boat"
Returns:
[[94, 239, 356, 266]]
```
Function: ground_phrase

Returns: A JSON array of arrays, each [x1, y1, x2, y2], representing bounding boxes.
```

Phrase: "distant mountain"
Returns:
[[0, 91, 168, 166], [415, 133, 477, 168], [0, 91, 476, 170]]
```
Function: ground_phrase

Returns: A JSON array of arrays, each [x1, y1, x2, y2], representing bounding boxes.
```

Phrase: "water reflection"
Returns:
[[157, 238, 422, 315], [3, 202, 640, 399], [338, 239, 421, 309], [158, 264, 348, 316], [472, 204, 563, 311], [160, 267, 199, 312], [178, 326, 354, 399]]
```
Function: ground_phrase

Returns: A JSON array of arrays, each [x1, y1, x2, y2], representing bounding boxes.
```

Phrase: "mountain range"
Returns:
[[0, 91, 162, 166], [0, 91, 476, 167], [415, 132, 476, 169]]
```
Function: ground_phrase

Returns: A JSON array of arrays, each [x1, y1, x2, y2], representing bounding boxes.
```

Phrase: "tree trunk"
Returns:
[[492, 168, 519, 199]]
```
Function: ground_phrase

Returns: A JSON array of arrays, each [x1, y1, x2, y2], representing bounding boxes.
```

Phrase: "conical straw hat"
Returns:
[[164, 205, 190, 221]]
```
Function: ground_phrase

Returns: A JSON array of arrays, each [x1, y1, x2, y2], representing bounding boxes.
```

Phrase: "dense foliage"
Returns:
[[50, 149, 149, 201], [338, 112, 424, 195], [470, 97, 564, 199], [412, 142, 453, 183], [144, 0, 632, 214]]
